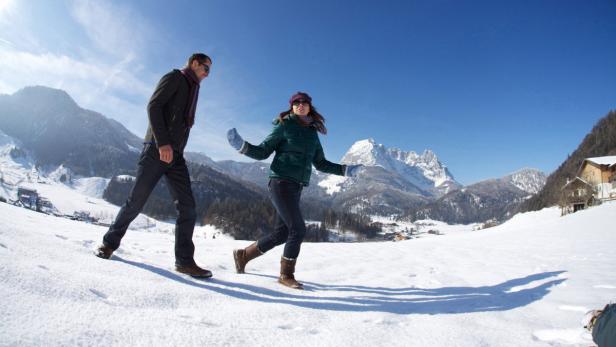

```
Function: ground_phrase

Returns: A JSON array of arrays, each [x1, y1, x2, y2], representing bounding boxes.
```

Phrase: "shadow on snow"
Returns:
[[115, 257, 566, 315]]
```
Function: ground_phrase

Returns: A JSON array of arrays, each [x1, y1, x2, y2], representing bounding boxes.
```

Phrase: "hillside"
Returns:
[[521, 110, 616, 212]]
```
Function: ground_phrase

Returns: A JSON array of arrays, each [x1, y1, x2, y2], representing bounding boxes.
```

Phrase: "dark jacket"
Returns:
[[144, 69, 191, 153], [241, 114, 345, 186], [593, 303, 616, 347]]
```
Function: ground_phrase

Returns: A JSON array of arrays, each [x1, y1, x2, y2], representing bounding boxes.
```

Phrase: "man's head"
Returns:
[[187, 53, 212, 81]]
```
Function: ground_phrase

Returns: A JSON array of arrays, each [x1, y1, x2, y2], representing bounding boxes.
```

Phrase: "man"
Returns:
[[95, 53, 213, 278]]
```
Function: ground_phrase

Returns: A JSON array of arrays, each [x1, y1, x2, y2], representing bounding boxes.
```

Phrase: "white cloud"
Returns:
[[0, 48, 150, 134], [69, 0, 152, 60]]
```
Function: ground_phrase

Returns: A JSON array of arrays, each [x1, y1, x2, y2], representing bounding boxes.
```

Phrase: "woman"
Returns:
[[226, 91, 362, 289]]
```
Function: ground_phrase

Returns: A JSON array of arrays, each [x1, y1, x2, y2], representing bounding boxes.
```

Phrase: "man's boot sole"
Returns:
[[278, 278, 304, 290], [175, 267, 213, 279]]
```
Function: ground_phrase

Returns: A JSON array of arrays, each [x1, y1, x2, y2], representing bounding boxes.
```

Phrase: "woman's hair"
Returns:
[[278, 104, 327, 135]]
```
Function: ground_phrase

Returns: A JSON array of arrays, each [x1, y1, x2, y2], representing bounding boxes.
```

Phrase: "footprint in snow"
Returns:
[[178, 315, 220, 327], [81, 240, 94, 248], [89, 289, 108, 300], [0, 243, 7, 249], [38, 265, 49, 271], [277, 324, 304, 331], [55, 234, 68, 240]]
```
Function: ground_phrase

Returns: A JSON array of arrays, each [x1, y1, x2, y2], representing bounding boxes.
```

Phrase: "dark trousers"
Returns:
[[103, 144, 197, 266], [257, 178, 306, 259]]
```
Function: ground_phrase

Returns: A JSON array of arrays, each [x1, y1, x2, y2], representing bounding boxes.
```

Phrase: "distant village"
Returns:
[[1, 186, 110, 227]]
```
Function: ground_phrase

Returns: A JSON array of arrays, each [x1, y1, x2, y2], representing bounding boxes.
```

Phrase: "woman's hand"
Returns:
[[227, 128, 245, 151], [344, 164, 364, 177]]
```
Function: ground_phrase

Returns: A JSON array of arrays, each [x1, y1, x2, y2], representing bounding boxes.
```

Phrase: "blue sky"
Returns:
[[0, 0, 614, 185]]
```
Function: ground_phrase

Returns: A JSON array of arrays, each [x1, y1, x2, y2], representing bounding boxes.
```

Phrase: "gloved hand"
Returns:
[[344, 164, 364, 177], [226, 128, 245, 151]]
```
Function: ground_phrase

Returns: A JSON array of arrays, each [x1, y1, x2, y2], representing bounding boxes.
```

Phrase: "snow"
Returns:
[[2, 198, 615, 346], [317, 174, 347, 195], [340, 138, 458, 191], [586, 155, 616, 166], [73, 177, 111, 199]]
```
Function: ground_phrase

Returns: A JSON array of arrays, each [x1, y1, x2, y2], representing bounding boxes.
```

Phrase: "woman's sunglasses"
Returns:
[[292, 99, 309, 106]]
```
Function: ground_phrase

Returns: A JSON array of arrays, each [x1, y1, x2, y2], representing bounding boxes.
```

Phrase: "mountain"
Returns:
[[405, 168, 547, 224], [213, 160, 271, 189], [0, 86, 143, 177], [184, 151, 221, 170], [206, 139, 460, 216], [521, 110, 616, 212], [306, 139, 461, 215], [202, 138, 543, 220], [0, 86, 267, 222], [340, 138, 461, 196]]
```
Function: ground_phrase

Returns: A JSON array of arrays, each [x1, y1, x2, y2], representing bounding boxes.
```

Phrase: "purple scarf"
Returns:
[[180, 67, 200, 128]]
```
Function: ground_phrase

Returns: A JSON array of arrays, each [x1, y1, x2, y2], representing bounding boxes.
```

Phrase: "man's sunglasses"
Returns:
[[292, 99, 309, 106], [199, 62, 210, 73]]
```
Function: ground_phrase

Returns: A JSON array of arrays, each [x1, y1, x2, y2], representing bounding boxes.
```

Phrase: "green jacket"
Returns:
[[240, 114, 345, 186]]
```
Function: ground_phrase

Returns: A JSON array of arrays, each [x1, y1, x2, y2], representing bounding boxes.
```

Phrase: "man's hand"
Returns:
[[159, 145, 173, 164]]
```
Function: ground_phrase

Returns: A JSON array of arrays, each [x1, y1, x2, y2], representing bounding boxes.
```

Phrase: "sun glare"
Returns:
[[0, 0, 13, 12]]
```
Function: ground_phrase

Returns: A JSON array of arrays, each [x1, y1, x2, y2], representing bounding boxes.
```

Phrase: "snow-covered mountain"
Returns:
[[406, 168, 547, 224], [340, 138, 461, 196], [504, 168, 547, 195], [0, 86, 143, 177]]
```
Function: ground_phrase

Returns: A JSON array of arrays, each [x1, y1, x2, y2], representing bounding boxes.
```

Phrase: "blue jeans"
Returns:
[[103, 144, 197, 266], [257, 178, 306, 259]]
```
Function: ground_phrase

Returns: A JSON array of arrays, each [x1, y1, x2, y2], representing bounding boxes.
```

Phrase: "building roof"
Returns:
[[561, 176, 592, 190], [585, 156, 616, 166]]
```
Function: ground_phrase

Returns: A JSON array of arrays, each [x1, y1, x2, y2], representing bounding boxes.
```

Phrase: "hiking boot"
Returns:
[[175, 263, 213, 278], [94, 244, 114, 259], [278, 257, 303, 290], [233, 242, 263, 274]]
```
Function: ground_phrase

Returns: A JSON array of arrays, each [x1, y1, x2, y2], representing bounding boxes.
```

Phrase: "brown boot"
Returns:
[[175, 263, 213, 278], [94, 244, 114, 259], [278, 257, 303, 290], [233, 242, 263, 274]]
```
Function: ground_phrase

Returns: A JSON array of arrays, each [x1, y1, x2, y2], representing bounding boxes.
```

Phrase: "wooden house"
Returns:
[[560, 177, 594, 215], [578, 156, 616, 200]]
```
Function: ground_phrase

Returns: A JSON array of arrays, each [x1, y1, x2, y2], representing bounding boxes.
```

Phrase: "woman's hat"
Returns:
[[289, 91, 312, 105]]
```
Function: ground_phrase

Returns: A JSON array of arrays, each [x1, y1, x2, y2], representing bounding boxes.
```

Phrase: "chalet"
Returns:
[[17, 187, 39, 210], [578, 156, 616, 200], [561, 155, 616, 215], [560, 177, 594, 214]]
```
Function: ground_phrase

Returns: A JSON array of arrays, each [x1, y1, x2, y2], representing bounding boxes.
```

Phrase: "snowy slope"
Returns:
[[1, 200, 614, 346], [0, 135, 157, 228]]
